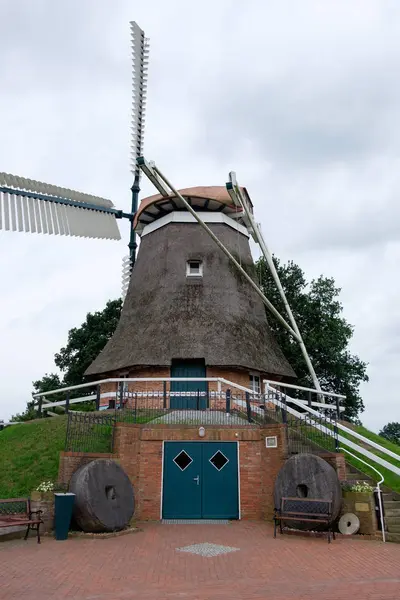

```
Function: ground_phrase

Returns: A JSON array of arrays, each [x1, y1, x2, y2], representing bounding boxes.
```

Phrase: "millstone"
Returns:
[[69, 459, 135, 533], [274, 454, 342, 530]]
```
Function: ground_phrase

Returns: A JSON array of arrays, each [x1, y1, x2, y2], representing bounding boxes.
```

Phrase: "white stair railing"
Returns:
[[264, 382, 400, 477]]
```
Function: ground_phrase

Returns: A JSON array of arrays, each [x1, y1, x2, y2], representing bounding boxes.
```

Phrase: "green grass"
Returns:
[[339, 424, 400, 493], [0, 417, 67, 498], [288, 417, 400, 493], [0, 410, 170, 498]]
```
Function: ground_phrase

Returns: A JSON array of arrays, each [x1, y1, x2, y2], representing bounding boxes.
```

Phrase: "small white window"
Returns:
[[186, 260, 203, 277], [249, 374, 261, 395], [266, 436, 278, 448]]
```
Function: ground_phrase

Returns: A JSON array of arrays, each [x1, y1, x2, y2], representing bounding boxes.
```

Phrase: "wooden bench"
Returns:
[[0, 498, 44, 543], [274, 497, 335, 543]]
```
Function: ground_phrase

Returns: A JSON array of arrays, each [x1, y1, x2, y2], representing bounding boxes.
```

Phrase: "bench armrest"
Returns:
[[29, 509, 43, 518]]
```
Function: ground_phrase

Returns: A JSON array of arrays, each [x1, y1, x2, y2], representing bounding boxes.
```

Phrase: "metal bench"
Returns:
[[274, 497, 335, 543], [0, 498, 43, 543]]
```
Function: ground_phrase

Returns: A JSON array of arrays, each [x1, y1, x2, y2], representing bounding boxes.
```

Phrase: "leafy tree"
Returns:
[[256, 256, 368, 419], [10, 374, 63, 422], [54, 299, 122, 387], [379, 422, 400, 446], [12, 299, 122, 421]]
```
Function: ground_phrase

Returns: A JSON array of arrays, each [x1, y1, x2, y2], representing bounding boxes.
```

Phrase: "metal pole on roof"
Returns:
[[138, 159, 300, 340], [226, 173, 322, 393]]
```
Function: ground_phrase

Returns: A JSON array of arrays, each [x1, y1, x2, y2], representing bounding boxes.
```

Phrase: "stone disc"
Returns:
[[274, 454, 342, 530], [69, 459, 134, 533], [338, 513, 360, 535]]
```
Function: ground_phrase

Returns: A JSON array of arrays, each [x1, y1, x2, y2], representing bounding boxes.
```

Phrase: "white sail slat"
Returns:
[[55, 203, 66, 236], [27, 196, 36, 233], [79, 207, 94, 238], [106, 213, 121, 240], [66, 204, 82, 237], [21, 196, 30, 232], [4, 192, 11, 231], [44, 200, 53, 234], [61, 204, 71, 236], [3, 192, 10, 230], [38, 199, 48, 234], [50, 202, 60, 235], [9, 194, 17, 231], [15, 194, 24, 231], [33, 197, 42, 233]]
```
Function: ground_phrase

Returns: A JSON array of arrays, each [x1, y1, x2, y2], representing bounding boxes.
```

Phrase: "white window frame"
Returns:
[[186, 260, 203, 277], [249, 373, 261, 395]]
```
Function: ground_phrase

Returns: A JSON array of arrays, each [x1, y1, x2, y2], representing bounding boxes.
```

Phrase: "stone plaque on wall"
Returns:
[[354, 502, 370, 512]]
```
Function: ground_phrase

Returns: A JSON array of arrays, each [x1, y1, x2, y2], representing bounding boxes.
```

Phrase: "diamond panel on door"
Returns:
[[209, 450, 229, 471], [174, 450, 193, 471]]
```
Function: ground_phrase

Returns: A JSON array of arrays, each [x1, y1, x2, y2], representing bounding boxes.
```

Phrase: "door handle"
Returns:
[[193, 475, 200, 485]]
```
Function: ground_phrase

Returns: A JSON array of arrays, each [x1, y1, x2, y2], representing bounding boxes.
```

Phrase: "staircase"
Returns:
[[346, 463, 400, 543]]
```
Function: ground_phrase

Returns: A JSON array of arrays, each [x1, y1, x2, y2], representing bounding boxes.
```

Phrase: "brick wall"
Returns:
[[319, 452, 347, 481], [58, 452, 116, 486], [58, 426, 347, 524], [113, 423, 287, 520], [99, 367, 170, 408], [98, 365, 288, 412], [98, 366, 283, 409], [260, 425, 288, 520]]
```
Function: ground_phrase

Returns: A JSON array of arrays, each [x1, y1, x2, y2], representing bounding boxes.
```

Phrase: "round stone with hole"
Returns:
[[69, 459, 135, 532], [274, 454, 342, 530]]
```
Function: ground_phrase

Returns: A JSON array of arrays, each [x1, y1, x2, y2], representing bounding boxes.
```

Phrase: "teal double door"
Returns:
[[162, 442, 239, 519], [170, 359, 207, 410]]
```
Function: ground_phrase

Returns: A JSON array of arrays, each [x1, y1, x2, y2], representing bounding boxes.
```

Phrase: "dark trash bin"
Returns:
[[54, 493, 75, 540]]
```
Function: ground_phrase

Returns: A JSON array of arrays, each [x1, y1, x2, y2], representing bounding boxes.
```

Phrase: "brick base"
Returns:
[[58, 424, 286, 521]]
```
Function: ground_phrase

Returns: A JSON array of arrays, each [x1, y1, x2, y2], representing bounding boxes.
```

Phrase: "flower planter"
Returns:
[[31, 491, 54, 502], [30, 490, 55, 533]]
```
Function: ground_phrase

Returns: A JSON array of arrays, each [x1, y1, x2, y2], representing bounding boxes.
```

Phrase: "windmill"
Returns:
[[0, 21, 321, 392]]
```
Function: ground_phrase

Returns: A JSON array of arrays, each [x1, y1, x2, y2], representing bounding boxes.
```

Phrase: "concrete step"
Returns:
[[345, 472, 372, 481], [386, 532, 400, 544], [383, 493, 399, 502], [386, 519, 400, 533], [383, 508, 400, 518], [383, 501, 400, 511]]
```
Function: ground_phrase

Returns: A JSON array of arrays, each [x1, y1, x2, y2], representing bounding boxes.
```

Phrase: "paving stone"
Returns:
[[176, 542, 239, 557], [0, 521, 399, 600]]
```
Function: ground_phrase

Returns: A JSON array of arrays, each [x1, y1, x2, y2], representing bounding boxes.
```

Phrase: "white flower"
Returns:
[[36, 480, 55, 492]]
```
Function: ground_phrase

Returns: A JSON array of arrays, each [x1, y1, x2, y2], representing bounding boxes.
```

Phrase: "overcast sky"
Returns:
[[0, 0, 399, 431]]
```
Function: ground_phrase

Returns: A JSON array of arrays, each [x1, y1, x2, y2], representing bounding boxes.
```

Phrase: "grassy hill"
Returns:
[[340, 424, 400, 493], [0, 417, 67, 497]]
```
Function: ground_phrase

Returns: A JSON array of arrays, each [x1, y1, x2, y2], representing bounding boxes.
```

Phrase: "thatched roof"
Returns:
[[85, 221, 296, 379]]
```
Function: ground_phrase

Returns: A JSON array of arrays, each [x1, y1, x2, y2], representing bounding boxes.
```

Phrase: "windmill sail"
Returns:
[[130, 21, 149, 180], [0, 172, 121, 240]]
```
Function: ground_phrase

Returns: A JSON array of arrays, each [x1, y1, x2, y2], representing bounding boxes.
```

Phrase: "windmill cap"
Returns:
[[134, 185, 252, 230]]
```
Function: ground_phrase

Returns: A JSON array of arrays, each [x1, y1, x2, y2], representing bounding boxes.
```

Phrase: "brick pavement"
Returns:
[[0, 522, 399, 600]]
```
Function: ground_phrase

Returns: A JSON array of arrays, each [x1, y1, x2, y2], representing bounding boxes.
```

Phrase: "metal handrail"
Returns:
[[263, 379, 346, 400], [265, 385, 400, 476]]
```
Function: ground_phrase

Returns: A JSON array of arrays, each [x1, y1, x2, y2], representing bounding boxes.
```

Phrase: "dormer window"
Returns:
[[186, 260, 203, 277]]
